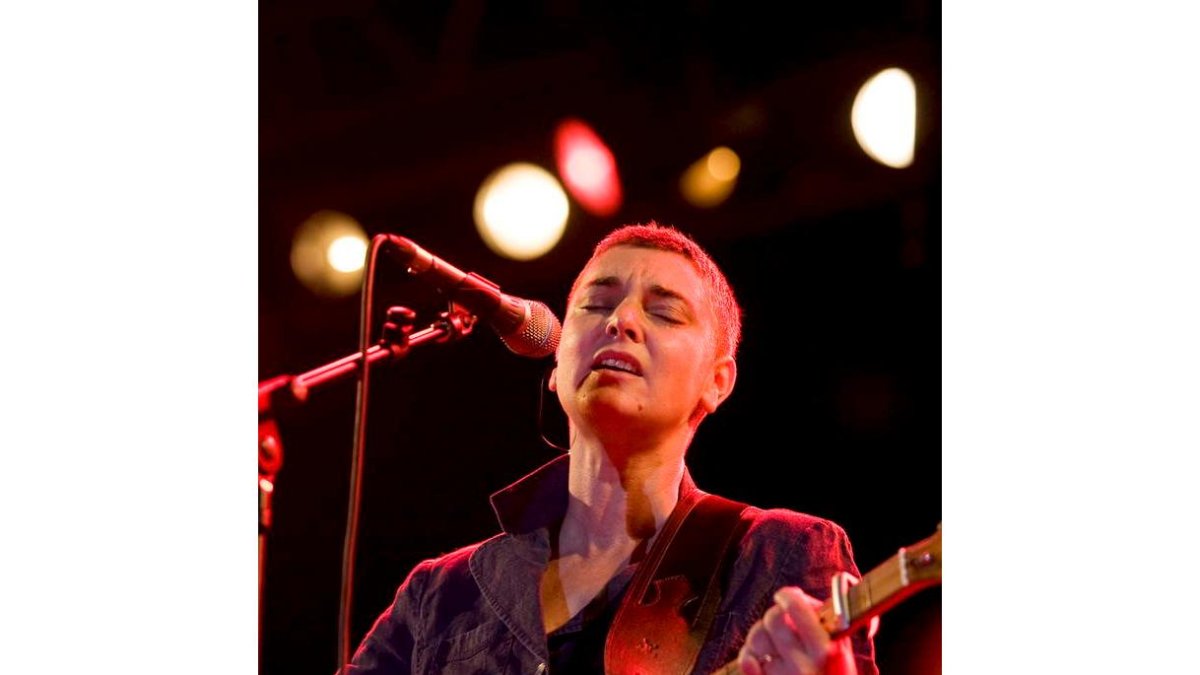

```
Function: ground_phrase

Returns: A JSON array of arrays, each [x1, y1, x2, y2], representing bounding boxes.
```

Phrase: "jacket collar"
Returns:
[[488, 452, 701, 536], [473, 452, 701, 662]]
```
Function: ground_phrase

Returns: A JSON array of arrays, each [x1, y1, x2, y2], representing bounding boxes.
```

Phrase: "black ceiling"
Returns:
[[260, 1, 941, 376]]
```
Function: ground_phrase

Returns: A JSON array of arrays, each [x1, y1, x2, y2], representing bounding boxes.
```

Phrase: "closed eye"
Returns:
[[652, 313, 685, 324], [648, 304, 688, 324]]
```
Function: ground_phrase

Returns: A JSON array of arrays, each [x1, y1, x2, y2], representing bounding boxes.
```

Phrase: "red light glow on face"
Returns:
[[554, 118, 622, 217]]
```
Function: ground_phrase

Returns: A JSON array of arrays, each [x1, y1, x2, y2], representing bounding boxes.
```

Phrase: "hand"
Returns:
[[736, 587, 856, 675]]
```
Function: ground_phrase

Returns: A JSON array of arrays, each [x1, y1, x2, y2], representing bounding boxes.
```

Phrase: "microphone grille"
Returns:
[[499, 300, 561, 358]]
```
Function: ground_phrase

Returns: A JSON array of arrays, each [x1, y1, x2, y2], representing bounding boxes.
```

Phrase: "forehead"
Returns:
[[574, 246, 707, 298]]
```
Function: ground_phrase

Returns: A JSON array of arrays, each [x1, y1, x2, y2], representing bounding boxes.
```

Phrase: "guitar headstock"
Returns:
[[901, 523, 941, 587]]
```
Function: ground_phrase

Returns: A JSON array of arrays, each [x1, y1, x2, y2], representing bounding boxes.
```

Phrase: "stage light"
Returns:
[[851, 67, 916, 169], [290, 210, 368, 297], [327, 235, 367, 273], [706, 146, 741, 181], [680, 146, 741, 208], [554, 118, 622, 217], [473, 162, 569, 261]]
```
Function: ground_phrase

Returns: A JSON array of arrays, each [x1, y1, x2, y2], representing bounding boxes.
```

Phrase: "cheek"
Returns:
[[660, 335, 710, 367], [557, 319, 600, 374], [551, 348, 585, 391], [663, 342, 716, 395], [554, 384, 571, 412]]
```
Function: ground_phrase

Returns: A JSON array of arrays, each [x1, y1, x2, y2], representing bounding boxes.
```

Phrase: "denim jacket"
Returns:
[[345, 455, 878, 675]]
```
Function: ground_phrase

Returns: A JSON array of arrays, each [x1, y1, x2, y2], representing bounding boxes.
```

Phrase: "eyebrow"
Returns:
[[581, 276, 696, 311]]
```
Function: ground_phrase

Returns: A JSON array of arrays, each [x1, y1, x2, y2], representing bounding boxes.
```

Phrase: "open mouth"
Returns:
[[590, 351, 643, 376]]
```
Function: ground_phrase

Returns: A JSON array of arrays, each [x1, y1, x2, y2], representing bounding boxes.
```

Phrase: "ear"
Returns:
[[547, 366, 558, 392], [699, 356, 737, 415]]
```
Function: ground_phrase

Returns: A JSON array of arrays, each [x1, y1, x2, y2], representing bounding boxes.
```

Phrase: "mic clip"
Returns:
[[434, 303, 479, 344], [381, 304, 477, 352]]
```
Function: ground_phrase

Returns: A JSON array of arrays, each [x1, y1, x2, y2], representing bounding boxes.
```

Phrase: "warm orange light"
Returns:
[[290, 210, 368, 297], [680, 146, 741, 208], [706, 146, 740, 181]]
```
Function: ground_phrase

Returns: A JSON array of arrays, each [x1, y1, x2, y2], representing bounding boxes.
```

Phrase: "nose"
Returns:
[[604, 301, 644, 342]]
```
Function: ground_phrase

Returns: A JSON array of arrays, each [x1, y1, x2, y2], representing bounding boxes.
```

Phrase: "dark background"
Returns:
[[259, 1, 941, 673]]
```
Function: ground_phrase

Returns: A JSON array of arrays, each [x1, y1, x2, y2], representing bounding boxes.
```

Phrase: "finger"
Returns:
[[761, 603, 816, 675], [774, 588, 831, 654], [737, 651, 764, 675], [737, 618, 774, 675]]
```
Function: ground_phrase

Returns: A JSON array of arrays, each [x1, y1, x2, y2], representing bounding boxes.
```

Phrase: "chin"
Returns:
[[578, 395, 646, 429], [583, 398, 639, 421]]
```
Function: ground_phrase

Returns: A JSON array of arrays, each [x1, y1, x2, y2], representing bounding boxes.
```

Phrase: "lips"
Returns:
[[590, 350, 643, 376]]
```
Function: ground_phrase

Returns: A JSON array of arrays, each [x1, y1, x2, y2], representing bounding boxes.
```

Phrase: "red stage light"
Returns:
[[554, 118, 622, 217]]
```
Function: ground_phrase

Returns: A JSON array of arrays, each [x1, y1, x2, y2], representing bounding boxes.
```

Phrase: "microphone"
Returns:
[[383, 235, 562, 358]]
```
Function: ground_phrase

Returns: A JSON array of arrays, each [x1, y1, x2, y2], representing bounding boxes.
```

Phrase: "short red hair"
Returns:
[[569, 222, 743, 359]]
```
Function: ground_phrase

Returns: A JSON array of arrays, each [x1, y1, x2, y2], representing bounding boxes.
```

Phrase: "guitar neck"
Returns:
[[711, 530, 942, 675], [828, 543, 941, 638]]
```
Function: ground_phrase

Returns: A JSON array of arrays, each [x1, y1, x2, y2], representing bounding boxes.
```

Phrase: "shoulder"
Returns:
[[728, 505, 863, 601], [740, 506, 855, 559], [400, 538, 490, 598], [742, 506, 850, 541], [383, 536, 502, 637]]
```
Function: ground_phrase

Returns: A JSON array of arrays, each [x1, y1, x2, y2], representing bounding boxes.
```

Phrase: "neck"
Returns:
[[560, 432, 689, 556]]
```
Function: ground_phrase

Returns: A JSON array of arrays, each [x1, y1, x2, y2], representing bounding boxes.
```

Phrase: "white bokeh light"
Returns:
[[290, 210, 368, 297], [851, 67, 917, 169], [473, 163, 569, 261], [326, 235, 367, 273]]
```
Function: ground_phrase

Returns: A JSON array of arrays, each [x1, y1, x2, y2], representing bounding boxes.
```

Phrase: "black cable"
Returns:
[[338, 234, 388, 670], [538, 366, 570, 452]]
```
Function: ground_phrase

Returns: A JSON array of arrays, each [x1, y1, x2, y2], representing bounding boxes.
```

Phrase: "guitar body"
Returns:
[[606, 575, 706, 674]]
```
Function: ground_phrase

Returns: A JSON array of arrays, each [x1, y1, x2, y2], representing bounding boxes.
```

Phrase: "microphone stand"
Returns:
[[256, 304, 477, 660]]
